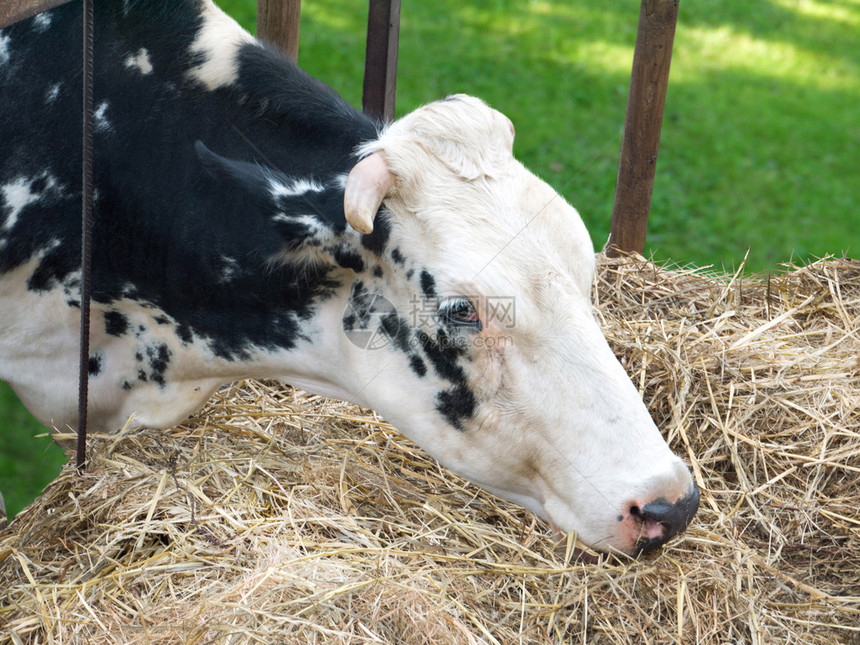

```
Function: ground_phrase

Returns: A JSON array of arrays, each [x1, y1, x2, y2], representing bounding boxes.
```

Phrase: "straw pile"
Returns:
[[1, 253, 858, 644]]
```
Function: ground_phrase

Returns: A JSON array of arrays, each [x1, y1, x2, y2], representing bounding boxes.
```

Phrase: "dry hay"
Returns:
[[1, 253, 859, 644]]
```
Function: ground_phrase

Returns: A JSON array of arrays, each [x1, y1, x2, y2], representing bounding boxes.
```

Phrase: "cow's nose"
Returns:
[[631, 482, 700, 555]]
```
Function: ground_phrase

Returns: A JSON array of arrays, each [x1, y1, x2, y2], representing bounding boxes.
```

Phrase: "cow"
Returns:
[[0, 0, 698, 555]]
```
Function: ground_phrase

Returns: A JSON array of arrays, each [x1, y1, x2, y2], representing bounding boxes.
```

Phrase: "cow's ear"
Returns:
[[395, 95, 514, 181], [195, 141, 270, 204], [195, 141, 339, 260]]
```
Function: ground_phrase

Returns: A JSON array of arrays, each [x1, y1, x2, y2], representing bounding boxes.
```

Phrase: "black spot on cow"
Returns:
[[390, 247, 405, 265], [414, 329, 475, 429], [147, 343, 171, 386], [435, 384, 476, 431], [343, 281, 397, 335], [379, 311, 408, 353], [149, 343, 170, 370], [105, 311, 130, 337], [122, 380, 134, 391], [409, 354, 427, 377], [420, 270, 436, 299], [154, 315, 170, 325], [372, 265, 383, 278], [417, 330, 467, 383], [346, 281, 368, 323], [88, 354, 103, 376], [176, 323, 193, 344], [331, 245, 365, 273], [360, 211, 390, 256], [27, 249, 76, 292]]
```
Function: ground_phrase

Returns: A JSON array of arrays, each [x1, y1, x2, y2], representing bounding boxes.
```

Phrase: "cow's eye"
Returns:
[[439, 297, 482, 332]]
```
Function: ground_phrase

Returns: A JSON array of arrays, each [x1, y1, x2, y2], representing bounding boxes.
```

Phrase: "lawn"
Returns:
[[1, 0, 858, 518], [0, 382, 67, 519]]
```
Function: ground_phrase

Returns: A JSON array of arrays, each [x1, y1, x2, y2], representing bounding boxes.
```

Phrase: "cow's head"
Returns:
[[199, 95, 698, 555]]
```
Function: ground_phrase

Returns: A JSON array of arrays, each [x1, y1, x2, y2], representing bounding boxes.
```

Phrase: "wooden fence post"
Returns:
[[607, 0, 679, 256], [257, 0, 301, 62], [0, 0, 72, 29], [362, 0, 400, 122]]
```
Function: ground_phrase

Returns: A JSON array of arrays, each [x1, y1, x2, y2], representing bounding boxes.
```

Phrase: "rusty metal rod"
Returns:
[[77, 0, 94, 471]]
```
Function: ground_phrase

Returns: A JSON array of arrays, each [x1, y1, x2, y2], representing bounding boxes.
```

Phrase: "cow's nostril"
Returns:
[[641, 484, 700, 535], [633, 482, 700, 555]]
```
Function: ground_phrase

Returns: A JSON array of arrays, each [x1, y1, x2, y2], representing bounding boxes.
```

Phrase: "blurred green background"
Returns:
[[2, 0, 858, 520]]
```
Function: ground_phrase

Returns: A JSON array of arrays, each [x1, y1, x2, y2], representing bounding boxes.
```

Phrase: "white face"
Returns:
[[338, 96, 698, 555]]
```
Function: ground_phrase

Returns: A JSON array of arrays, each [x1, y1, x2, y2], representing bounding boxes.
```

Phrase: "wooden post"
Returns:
[[257, 0, 301, 62], [0, 0, 73, 29], [362, 0, 400, 122], [607, 0, 679, 256]]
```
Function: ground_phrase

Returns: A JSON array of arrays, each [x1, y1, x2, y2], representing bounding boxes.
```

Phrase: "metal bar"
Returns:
[[77, 0, 94, 471], [257, 0, 301, 62], [607, 0, 679, 256], [0, 0, 72, 30], [362, 0, 400, 122]]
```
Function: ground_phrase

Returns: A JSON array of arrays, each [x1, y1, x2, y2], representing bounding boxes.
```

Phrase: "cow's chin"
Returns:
[[470, 482, 583, 545], [473, 482, 636, 555]]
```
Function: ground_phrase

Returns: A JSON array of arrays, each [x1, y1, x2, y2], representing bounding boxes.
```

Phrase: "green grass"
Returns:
[[2, 0, 858, 518], [245, 0, 859, 273], [0, 383, 67, 518]]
